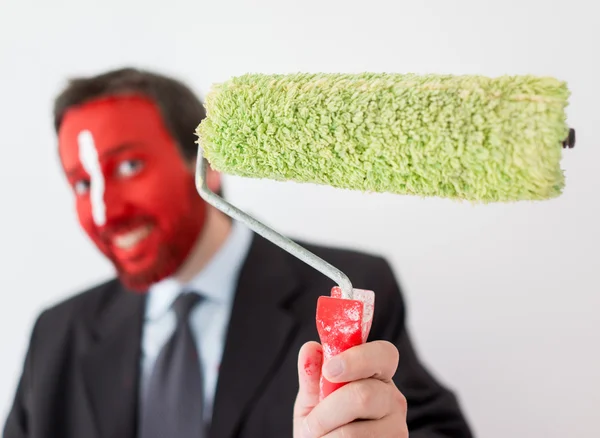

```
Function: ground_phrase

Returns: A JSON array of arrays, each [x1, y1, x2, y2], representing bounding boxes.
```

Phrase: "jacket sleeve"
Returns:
[[368, 258, 474, 438], [3, 313, 44, 438]]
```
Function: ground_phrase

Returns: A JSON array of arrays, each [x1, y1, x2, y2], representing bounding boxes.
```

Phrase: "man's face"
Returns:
[[58, 94, 207, 291]]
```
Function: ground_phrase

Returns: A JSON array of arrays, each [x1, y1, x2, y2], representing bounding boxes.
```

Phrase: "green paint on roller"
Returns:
[[196, 72, 570, 202]]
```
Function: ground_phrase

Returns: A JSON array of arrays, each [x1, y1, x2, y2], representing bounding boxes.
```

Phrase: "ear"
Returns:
[[184, 154, 223, 195], [206, 165, 222, 194]]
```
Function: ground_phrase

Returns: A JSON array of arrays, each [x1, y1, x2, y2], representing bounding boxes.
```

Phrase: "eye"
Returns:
[[117, 159, 144, 178], [74, 180, 90, 195]]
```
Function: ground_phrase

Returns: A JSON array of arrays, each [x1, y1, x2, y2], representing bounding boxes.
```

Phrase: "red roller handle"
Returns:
[[315, 287, 375, 400]]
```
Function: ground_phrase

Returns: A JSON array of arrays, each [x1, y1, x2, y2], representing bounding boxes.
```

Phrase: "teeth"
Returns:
[[114, 225, 152, 249]]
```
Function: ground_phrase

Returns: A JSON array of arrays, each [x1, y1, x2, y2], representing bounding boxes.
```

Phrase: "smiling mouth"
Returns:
[[113, 224, 153, 250]]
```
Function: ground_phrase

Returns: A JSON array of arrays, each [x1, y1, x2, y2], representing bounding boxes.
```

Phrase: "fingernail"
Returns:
[[324, 357, 344, 377]]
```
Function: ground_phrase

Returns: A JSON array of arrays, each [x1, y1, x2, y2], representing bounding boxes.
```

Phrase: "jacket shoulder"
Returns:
[[293, 239, 398, 291], [284, 238, 407, 341], [32, 279, 120, 340]]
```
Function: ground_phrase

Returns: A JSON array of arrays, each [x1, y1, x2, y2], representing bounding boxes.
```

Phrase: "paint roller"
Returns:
[[194, 72, 574, 399]]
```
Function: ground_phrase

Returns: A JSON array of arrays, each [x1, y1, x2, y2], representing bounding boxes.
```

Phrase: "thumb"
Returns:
[[293, 341, 323, 423]]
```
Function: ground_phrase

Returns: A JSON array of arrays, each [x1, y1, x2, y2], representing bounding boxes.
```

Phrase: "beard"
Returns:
[[110, 230, 191, 292], [92, 206, 206, 292]]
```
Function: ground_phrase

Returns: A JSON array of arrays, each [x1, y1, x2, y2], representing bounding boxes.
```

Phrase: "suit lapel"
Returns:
[[80, 281, 146, 438], [210, 234, 301, 438]]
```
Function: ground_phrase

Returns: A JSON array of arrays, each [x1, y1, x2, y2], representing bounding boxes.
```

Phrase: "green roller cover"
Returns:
[[196, 72, 571, 202]]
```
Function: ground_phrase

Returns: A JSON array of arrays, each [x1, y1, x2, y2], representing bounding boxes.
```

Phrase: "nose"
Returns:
[[102, 182, 131, 227]]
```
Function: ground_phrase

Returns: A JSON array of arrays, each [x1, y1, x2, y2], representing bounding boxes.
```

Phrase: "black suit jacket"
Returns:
[[4, 233, 473, 438]]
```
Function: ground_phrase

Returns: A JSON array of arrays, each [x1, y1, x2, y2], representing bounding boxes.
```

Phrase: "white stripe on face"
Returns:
[[77, 130, 106, 227]]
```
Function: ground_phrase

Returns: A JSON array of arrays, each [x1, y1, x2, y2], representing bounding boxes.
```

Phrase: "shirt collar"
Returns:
[[144, 219, 254, 321]]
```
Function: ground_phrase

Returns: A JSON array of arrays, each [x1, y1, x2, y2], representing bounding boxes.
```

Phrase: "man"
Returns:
[[3, 67, 473, 438]]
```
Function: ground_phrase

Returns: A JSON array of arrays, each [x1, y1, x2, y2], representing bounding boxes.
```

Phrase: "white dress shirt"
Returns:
[[139, 220, 254, 424]]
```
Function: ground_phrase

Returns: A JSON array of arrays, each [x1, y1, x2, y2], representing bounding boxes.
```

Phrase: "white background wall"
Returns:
[[1, 0, 598, 436]]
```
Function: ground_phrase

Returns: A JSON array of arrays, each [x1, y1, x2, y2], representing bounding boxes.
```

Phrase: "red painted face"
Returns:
[[58, 94, 207, 292]]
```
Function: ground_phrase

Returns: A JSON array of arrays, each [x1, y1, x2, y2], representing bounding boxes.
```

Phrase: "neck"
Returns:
[[173, 205, 232, 284]]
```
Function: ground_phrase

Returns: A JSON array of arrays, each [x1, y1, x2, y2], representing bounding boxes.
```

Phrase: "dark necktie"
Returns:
[[139, 292, 206, 438]]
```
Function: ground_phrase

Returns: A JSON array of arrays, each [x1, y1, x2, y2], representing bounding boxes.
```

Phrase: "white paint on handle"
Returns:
[[78, 130, 106, 226]]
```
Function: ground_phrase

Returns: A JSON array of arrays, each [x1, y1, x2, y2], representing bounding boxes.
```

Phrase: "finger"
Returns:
[[302, 378, 396, 437], [293, 341, 324, 420], [322, 412, 409, 438], [322, 340, 399, 383]]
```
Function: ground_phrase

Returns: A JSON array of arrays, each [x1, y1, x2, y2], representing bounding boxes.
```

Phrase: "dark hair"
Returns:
[[53, 67, 205, 161]]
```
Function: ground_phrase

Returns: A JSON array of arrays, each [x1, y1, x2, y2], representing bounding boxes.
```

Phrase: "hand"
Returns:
[[293, 340, 408, 437]]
